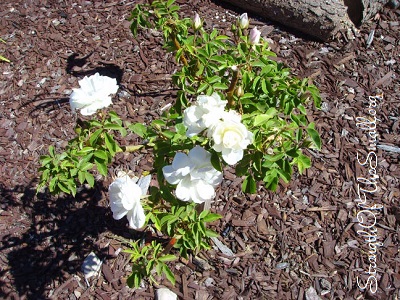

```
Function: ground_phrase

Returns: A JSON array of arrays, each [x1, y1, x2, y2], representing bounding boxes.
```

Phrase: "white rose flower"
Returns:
[[70, 72, 119, 116], [162, 146, 222, 203], [208, 111, 253, 165], [108, 175, 146, 229], [156, 288, 177, 300], [183, 93, 227, 137], [193, 12, 202, 30], [249, 26, 261, 45], [238, 13, 249, 29]]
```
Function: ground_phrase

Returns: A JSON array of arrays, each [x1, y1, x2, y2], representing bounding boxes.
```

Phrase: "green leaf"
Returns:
[[94, 150, 108, 160], [199, 210, 209, 220], [76, 147, 95, 155], [175, 123, 186, 135], [104, 132, 117, 156], [263, 170, 279, 191], [205, 228, 219, 238], [127, 272, 143, 288], [108, 111, 121, 123], [202, 213, 222, 223], [79, 161, 94, 172], [85, 172, 95, 186], [57, 181, 70, 194], [129, 123, 147, 138], [158, 254, 177, 262], [293, 154, 311, 174], [276, 168, 291, 183], [48, 145, 55, 157], [104, 123, 123, 130], [40, 156, 52, 166], [162, 264, 176, 285], [78, 171, 85, 184], [210, 151, 222, 172], [242, 175, 256, 194], [306, 127, 321, 150], [166, 0, 175, 7], [89, 129, 103, 146], [212, 82, 228, 90], [235, 154, 251, 176], [197, 82, 208, 94], [95, 159, 107, 177]]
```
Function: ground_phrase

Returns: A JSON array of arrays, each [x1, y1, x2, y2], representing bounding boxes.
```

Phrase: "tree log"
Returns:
[[220, 0, 389, 40]]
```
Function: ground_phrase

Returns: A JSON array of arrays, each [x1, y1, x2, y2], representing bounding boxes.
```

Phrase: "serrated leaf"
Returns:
[[254, 108, 277, 126], [104, 123, 123, 130], [48, 145, 55, 157], [163, 264, 176, 285], [197, 82, 208, 93], [202, 213, 222, 223], [40, 156, 52, 166], [199, 210, 209, 220], [205, 229, 219, 237], [242, 175, 256, 194], [210, 151, 222, 172], [129, 123, 147, 138], [213, 82, 228, 90], [306, 127, 321, 150], [94, 150, 108, 160], [158, 254, 177, 263], [95, 158, 107, 177], [78, 171, 85, 184], [85, 172, 95, 186], [294, 154, 311, 174], [57, 181, 70, 194], [104, 132, 117, 156]]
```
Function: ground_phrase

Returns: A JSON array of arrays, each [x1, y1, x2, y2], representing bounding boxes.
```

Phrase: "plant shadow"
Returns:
[[66, 52, 124, 84], [0, 180, 138, 299]]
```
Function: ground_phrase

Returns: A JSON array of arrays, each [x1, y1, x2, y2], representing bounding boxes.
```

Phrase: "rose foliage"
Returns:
[[37, 0, 322, 288]]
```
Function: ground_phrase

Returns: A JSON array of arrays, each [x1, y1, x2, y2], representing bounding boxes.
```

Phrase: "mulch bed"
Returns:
[[0, 0, 399, 299]]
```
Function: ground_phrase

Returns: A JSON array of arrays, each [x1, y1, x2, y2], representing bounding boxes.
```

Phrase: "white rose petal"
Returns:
[[69, 72, 118, 116], [155, 288, 177, 300], [162, 146, 222, 203], [108, 175, 146, 229], [183, 93, 227, 137], [249, 26, 261, 45], [208, 111, 253, 165]]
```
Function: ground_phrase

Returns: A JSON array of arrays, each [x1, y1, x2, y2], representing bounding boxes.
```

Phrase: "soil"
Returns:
[[0, 1, 399, 299]]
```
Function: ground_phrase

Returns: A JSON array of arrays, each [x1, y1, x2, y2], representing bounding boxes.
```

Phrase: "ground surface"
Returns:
[[0, 1, 399, 299]]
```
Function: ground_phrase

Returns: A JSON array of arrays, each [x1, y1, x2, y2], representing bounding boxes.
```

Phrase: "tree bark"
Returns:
[[220, 0, 389, 40]]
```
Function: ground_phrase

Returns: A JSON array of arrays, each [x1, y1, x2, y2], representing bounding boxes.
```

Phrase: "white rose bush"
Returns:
[[38, 0, 322, 289]]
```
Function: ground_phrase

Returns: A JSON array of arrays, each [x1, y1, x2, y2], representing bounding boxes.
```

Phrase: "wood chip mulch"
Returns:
[[0, 1, 399, 299]]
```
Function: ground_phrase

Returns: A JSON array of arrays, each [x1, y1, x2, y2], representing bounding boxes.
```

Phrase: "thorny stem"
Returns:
[[171, 33, 188, 66], [226, 66, 239, 107]]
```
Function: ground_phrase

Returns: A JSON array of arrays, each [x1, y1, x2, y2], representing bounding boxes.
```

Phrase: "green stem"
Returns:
[[227, 66, 239, 107], [171, 33, 188, 66]]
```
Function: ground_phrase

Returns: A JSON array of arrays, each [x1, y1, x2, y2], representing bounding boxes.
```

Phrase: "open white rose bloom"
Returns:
[[162, 146, 222, 203], [108, 175, 146, 229], [208, 110, 253, 165], [183, 93, 227, 137], [69, 72, 119, 116]]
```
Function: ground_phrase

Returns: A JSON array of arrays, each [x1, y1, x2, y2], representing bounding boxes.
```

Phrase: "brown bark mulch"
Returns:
[[0, 1, 399, 299]]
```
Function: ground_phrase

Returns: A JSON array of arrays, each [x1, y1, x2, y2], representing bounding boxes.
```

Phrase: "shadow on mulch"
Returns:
[[18, 58, 124, 118], [66, 53, 124, 84], [0, 182, 130, 299]]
